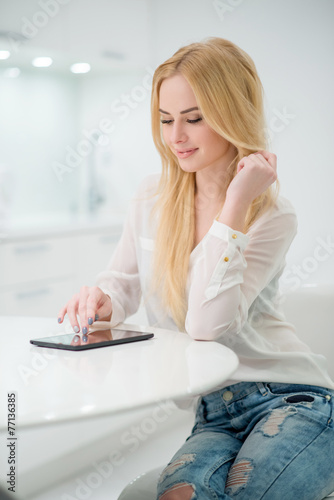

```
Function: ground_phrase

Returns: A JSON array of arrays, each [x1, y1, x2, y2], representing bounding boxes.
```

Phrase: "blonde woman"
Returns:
[[58, 38, 334, 499]]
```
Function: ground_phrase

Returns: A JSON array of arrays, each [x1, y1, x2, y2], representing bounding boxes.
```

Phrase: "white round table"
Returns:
[[0, 316, 239, 429]]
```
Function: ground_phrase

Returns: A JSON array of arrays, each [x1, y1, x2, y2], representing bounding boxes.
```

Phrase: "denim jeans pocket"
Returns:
[[265, 382, 333, 427]]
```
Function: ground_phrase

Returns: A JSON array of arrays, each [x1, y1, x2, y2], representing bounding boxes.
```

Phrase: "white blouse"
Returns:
[[96, 174, 334, 391]]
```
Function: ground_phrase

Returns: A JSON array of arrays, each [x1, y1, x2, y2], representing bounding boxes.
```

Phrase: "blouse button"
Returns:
[[232, 234, 237, 239], [223, 391, 234, 401], [325, 395, 331, 401], [224, 257, 229, 262]]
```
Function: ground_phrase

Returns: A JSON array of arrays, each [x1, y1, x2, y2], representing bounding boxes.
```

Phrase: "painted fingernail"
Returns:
[[95, 314, 99, 321], [82, 335, 88, 343], [73, 335, 80, 343], [88, 317, 93, 325], [82, 327, 88, 335], [74, 326, 80, 333], [58, 317, 62, 323]]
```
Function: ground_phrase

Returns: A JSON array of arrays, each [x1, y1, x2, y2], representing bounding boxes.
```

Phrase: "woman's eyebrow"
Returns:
[[159, 107, 199, 115]]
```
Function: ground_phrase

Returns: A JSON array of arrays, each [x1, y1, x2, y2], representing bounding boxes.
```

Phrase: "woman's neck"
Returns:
[[195, 146, 237, 212]]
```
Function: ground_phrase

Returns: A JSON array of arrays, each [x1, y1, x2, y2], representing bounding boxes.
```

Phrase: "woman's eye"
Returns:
[[160, 117, 203, 125], [187, 117, 203, 124]]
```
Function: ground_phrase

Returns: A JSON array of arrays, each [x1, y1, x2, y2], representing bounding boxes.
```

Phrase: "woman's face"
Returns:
[[159, 73, 235, 174]]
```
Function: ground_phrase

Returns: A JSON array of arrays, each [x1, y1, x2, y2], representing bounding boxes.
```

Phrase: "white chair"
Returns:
[[118, 284, 334, 499]]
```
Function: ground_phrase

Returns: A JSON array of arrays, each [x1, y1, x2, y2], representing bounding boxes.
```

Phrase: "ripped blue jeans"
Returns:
[[157, 381, 334, 499]]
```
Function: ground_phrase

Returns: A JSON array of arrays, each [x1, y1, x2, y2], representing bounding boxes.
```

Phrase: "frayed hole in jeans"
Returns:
[[260, 407, 296, 437], [159, 483, 196, 500], [159, 454, 196, 482], [226, 459, 253, 495]]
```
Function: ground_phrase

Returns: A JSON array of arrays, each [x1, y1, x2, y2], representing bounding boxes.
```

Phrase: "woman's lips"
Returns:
[[175, 148, 198, 159]]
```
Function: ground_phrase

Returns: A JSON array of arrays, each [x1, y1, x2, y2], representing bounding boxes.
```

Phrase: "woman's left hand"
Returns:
[[226, 150, 277, 207]]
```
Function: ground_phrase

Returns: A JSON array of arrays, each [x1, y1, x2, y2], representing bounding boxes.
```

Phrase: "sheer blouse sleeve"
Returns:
[[185, 202, 297, 340]]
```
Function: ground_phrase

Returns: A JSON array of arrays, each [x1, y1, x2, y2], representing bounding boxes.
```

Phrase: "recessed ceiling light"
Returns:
[[0, 50, 10, 60], [70, 62, 91, 74], [32, 56, 53, 67], [3, 67, 20, 78]]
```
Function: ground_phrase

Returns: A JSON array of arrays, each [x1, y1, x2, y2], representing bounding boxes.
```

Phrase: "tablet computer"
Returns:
[[30, 328, 154, 351]]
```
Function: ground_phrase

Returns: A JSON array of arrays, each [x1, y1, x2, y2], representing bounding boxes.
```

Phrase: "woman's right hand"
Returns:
[[57, 286, 112, 334]]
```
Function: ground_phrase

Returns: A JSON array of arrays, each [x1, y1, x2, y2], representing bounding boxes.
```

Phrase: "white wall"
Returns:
[[1, 0, 333, 289], [75, 69, 160, 213], [151, 0, 334, 290], [0, 70, 81, 220]]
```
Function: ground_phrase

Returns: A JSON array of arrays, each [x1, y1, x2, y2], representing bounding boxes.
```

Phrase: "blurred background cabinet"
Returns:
[[0, 224, 123, 317]]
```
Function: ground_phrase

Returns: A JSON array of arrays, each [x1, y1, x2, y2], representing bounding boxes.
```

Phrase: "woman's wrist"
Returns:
[[217, 196, 250, 233]]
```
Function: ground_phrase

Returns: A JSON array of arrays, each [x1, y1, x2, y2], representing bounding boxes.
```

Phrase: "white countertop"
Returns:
[[0, 316, 239, 429], [0, 211, 126, 242]]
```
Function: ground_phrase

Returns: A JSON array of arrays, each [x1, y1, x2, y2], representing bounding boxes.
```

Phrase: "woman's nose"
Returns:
[[170, 122, 187, 144]]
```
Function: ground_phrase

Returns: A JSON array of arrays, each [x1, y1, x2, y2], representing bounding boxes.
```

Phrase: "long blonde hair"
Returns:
[[150, 37, 278, 330]]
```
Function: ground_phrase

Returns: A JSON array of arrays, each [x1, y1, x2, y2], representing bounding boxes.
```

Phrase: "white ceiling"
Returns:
[[0, 0, 154, 72], [2, 0, 333, 79]]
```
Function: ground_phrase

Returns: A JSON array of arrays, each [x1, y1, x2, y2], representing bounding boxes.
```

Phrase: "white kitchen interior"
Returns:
[[0, 1, 333, 499]]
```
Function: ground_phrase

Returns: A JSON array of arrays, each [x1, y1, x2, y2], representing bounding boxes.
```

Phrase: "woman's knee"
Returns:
[[158, 483, 195, 500]]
